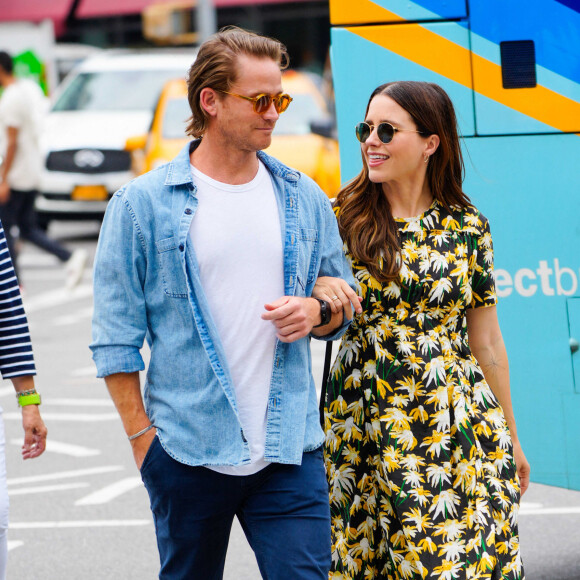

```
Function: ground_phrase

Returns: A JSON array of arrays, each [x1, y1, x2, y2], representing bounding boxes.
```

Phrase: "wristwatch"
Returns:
[[313, 298, 332, 328]]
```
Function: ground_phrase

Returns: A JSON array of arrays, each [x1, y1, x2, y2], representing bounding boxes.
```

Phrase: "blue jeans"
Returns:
[[140, 437, 331, 579]]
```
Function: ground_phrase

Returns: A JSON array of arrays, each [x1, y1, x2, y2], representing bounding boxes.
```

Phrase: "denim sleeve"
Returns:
[[312, 191, 357, 342], [90, 191, 148, 378]]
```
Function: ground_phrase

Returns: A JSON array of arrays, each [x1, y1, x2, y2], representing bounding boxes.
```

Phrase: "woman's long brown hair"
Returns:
[[336, 81, 471, 283]]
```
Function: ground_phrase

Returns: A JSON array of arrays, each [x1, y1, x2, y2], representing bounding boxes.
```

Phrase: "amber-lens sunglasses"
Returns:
[[355, 121, 425, 144], [219, 90, 293, 114]]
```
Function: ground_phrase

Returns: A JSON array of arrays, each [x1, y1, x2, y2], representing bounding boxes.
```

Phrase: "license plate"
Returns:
[[72, 185, 108, 201]]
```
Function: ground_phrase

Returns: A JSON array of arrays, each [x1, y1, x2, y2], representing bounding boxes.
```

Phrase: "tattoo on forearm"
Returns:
[[482, 354, 502, 378]]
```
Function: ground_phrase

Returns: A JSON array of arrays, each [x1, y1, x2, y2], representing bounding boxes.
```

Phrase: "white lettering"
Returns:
[[554, 259, 577, 295], [495, 260, 580, 298], [514, 269, 537, 297], [494, 269, 513, 298], [536, 260, 555, 296]]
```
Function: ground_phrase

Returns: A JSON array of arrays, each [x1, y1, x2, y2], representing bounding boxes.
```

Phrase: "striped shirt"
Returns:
[[0, 222, 35, 378]]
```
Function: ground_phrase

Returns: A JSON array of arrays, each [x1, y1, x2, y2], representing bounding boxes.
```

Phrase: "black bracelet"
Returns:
[[313, 298, 332, 328]]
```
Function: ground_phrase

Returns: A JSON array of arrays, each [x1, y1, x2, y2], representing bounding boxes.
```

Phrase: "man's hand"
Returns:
[[262, 296, 320, 343], [0, 182, 10, 205], [312, 276, 362, 320], [130, 427, 157, 470], [21, 405, 47, 460]]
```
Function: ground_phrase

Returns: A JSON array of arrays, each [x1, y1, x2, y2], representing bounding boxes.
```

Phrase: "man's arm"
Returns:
[[105, 372, 156, 470], [262, 295, 347, 343], [0, 126, 17, 203], [310, 192, 359, 339]]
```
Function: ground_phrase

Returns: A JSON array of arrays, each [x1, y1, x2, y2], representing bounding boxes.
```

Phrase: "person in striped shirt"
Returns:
[[0, 220, 46, 579]]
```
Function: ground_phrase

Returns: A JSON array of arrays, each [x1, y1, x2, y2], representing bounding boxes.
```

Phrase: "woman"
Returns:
[[0, 219, 47, 579], [314, 81, 530, 580]]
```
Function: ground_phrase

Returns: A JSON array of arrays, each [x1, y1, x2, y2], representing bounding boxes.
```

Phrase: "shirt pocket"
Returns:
[[296, 228, 319, 294], [156, 236, 188, 298]]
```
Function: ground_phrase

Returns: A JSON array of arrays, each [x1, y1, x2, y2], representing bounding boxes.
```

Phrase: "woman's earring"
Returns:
[[423, 154, 429, 164]]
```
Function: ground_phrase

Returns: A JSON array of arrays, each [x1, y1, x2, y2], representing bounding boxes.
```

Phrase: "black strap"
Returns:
[[319, 341, 333, 426]]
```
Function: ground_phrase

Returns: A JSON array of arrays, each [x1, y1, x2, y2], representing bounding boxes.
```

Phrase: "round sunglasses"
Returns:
[[355, 121, 425, 144], [219, 90, 293, 114]]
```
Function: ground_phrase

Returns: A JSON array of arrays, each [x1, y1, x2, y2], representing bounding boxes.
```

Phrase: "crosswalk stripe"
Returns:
[[22, 284, 92, 313], [7, 465, 124, 486], [3, 412, 119, 421], [10, 438, 101, 457], [75, 477, 144, 505], [10, 520, 151, 529], [9, 483, 89, 496]]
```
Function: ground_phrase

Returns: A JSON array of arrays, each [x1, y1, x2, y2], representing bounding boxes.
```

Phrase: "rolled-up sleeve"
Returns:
[[90, 191, 148, 378], [313, 193, 357, 341]]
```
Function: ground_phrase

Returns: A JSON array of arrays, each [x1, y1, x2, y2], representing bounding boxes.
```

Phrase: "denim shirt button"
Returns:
[[179, 244, 185, 252], [184, 208, 192, 215]]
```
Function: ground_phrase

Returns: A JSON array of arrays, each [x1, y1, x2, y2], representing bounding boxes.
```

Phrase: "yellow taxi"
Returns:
[[125, 78, 190, 174], [125, 71, 341, 197]]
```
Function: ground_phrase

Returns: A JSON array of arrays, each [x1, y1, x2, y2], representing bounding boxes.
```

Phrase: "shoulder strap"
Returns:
[[319, 341, 334, 426]]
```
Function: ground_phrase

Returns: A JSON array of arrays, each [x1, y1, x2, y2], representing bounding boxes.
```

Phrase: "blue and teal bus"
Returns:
[[329, 0, 580, 489]]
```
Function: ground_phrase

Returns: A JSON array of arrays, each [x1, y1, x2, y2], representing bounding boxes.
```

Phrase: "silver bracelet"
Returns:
[[128, 424, 155, 441]]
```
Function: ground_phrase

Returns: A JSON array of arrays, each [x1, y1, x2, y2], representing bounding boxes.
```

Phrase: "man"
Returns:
[[90, 27, 359, 579], [0, 219, 47, 579], [0, 51, 86, 288]]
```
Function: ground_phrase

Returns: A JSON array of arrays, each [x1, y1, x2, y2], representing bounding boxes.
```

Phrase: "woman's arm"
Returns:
[[466, 305, 530, 495]]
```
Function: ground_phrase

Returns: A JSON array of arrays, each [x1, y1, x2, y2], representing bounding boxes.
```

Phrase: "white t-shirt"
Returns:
[[189, 160, 284, 475], [0, 79, 47, 190]]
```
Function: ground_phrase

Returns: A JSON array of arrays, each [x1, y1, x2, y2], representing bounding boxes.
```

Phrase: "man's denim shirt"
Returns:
[[91, 141, 356, 467]]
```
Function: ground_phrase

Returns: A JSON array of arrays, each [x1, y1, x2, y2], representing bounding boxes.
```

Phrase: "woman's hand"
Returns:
[[513, 440, 530, 496], [312, 276, 362, 320], [21, 405, 47, 459]]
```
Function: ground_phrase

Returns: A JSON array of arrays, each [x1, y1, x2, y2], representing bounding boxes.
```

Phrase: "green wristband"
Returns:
[[18, 393, 41, 407]]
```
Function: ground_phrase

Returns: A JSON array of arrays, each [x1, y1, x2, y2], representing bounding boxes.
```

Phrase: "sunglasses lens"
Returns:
[[275, 94, 291, 113], [254, 95, 272, 113], [377, 123, 394, 144], [355, 123, 371, 143]]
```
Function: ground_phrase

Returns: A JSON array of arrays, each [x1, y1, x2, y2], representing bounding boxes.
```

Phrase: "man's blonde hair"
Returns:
[[186, 26, 289, 137]]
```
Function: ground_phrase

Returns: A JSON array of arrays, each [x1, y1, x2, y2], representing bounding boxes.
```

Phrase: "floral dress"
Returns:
[[324, 202, 524, 580]]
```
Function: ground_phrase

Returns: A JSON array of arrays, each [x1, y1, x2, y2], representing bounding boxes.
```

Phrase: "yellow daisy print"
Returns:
[[324, 202, 524, 580]]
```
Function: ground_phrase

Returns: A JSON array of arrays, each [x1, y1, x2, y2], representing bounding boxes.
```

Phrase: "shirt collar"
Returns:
[[165, 139, 301, 186]]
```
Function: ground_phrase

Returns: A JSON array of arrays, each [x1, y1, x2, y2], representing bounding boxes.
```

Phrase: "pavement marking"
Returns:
[[19, 253, 60, 267], [3, 412, 119, 422], [21, 270, 67, 281], [54, 307, 94, 327], [75, 477, 144, 506], [520, 501, 543, 510], [22, 284, 92, 313], [43, 398, 113, 407], [9, 519, 151, 529], [519, 506, 580, 516], [9, 438, 101, 457], [70, 366, 99, 377], [9, 482, 90, 496], [7, 541, 23, 552], [7, 465, 124, 486]]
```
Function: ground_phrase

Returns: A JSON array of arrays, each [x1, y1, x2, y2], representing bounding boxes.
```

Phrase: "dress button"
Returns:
[[179, 244, 184, 251], [184, 208, 192, 215]]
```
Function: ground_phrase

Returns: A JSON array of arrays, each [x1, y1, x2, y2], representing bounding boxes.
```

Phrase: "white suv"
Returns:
[[37, 49, 195, 225]]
